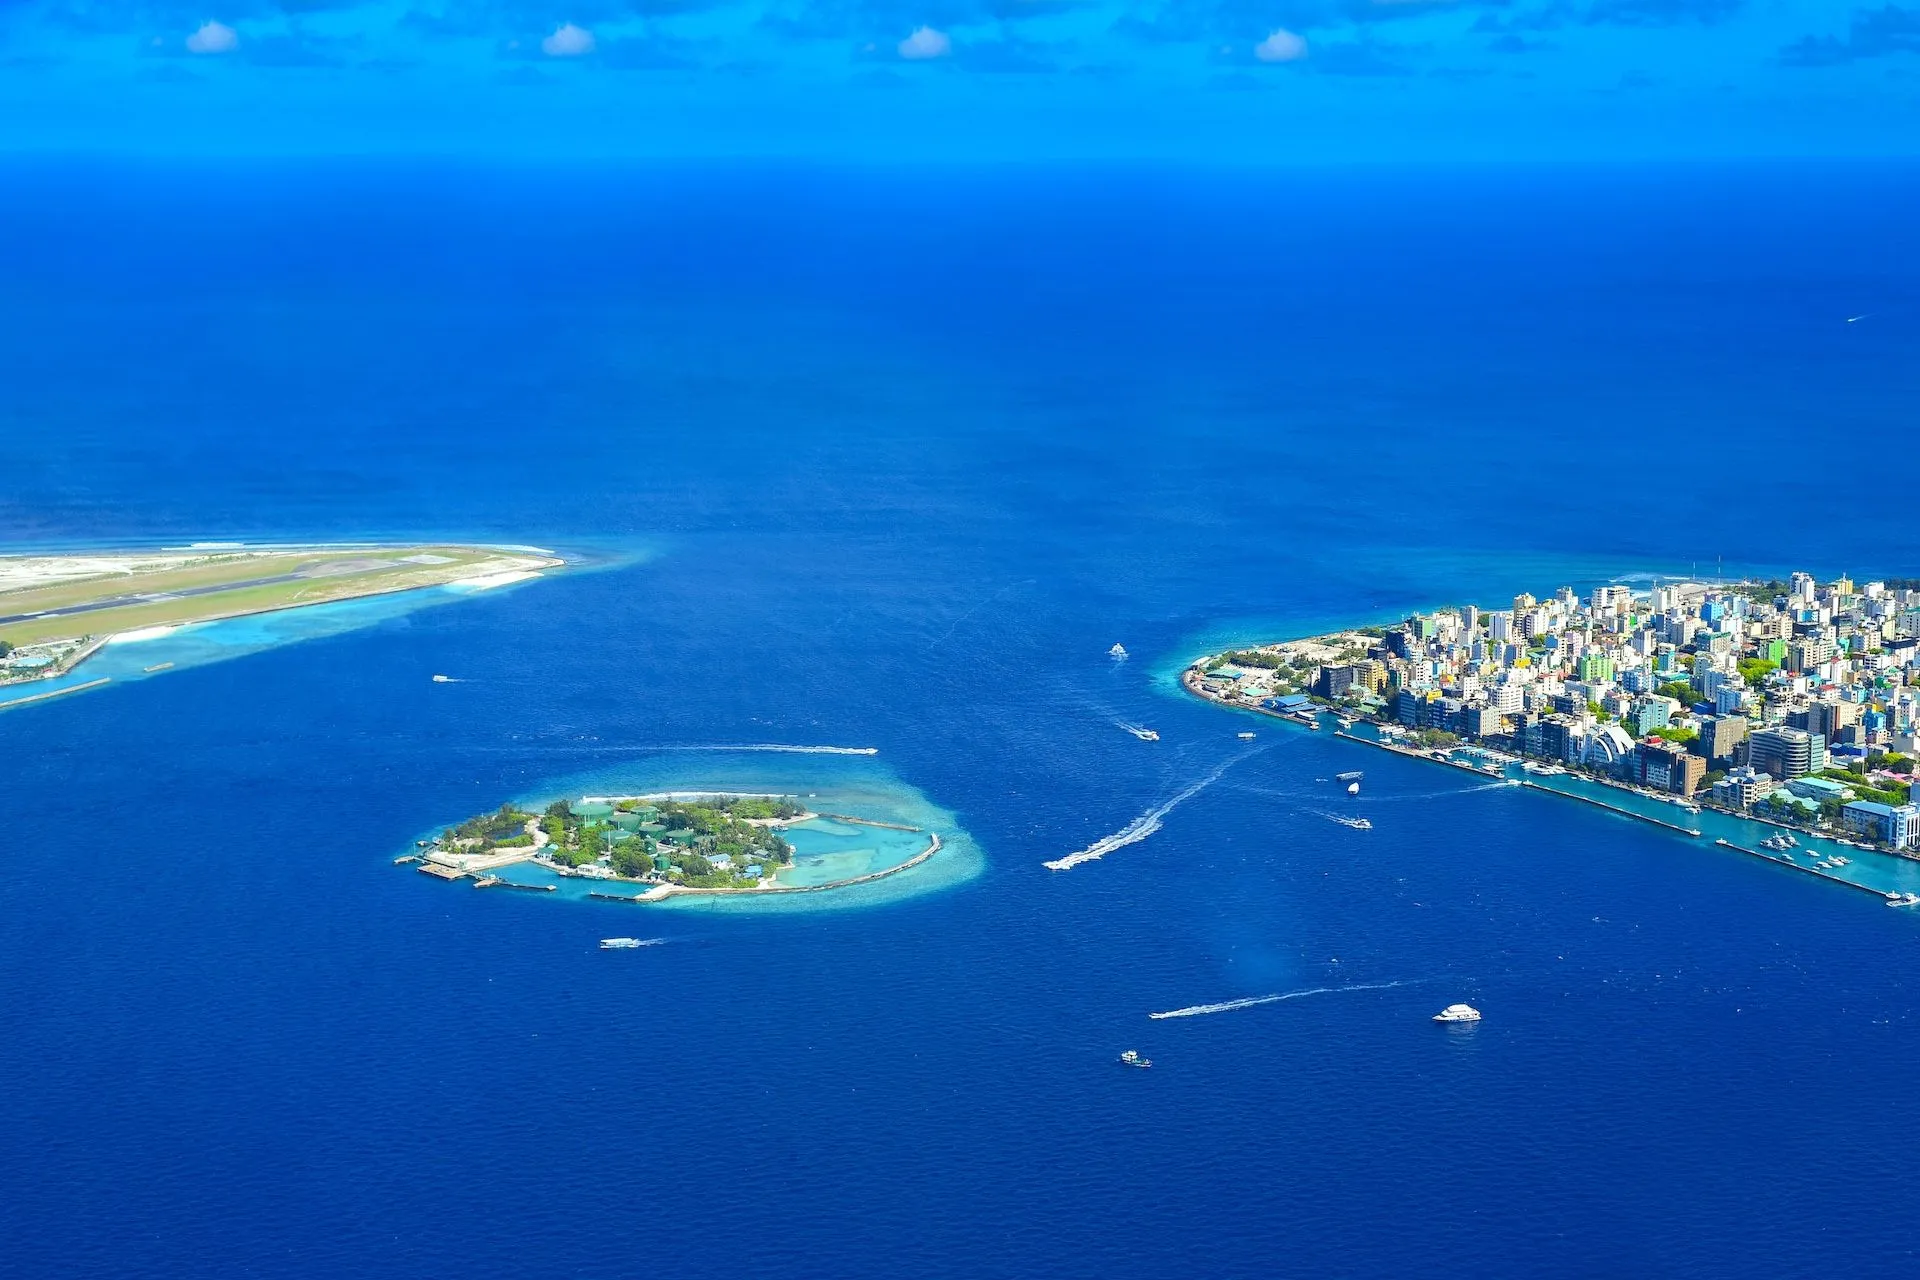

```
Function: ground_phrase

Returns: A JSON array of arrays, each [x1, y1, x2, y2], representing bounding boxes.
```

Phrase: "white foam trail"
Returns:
[[1149, 979, 1421, 1020], [1045, 747, 1266, 871], [658, 744, 879, 756]]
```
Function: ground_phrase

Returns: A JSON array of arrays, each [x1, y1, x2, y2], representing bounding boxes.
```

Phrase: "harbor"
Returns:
[[1188, 672, 1920, 906]]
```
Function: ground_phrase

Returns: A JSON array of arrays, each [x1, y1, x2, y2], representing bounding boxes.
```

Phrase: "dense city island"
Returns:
[[403, 791, 942, 902], [1185, 573, 1920, 865]]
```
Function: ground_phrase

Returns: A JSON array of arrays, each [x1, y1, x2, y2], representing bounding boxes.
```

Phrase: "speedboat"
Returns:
[[1238, 731, 1257, 740], [431, 674, 452, 683], [1118, 1049, 1152, 1068], [1109, 643, 1128, 659], [600, 938, 648, 949], [1329, 815, 1373, 830], [1432, 1004, 1482, 1023], [1122, 724, 1160, 741]]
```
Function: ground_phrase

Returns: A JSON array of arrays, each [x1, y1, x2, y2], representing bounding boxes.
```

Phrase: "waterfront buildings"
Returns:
[[1215, 573, 1920, 831]]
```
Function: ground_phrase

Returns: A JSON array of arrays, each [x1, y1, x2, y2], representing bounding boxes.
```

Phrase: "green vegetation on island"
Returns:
[[426, 792, 807, 890]]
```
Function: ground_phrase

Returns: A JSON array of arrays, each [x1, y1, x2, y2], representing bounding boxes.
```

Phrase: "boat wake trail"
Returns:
[[1149, 979, 1423, 1020], [659, 744, 880, 756], [1045, 746, 1267, 871]]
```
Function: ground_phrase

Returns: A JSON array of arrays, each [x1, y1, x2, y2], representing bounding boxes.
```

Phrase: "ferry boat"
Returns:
[[1118, 1049, 1152, 1069], [1432, 1004, 1482, 1023], [600, 938, 650, 949]]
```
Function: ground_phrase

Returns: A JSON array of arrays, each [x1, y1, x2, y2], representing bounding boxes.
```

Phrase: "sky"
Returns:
[[0, 0, 1915, 159]]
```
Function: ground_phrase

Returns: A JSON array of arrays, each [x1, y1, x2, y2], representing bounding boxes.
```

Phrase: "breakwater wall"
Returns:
[[1712, 839, 1896, 899], [1519, 781, 1702, 836]]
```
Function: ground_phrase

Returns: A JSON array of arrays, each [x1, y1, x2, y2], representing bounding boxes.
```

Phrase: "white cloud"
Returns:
[[185, 21, 238, 55], [898, 26, 951, 60], [1254, 28, 1307, 62], [541, 23, 595, 57]]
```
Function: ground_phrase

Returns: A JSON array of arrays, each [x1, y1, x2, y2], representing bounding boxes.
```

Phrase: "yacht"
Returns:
[[1346, 781, 1361, 796], [1432, 1004, 1482, 1023], [1118, 1049, 1152, 1069], [431, 674, 452, 683], [1831, 856, 1851, 867], [600, 937, 649, 949]]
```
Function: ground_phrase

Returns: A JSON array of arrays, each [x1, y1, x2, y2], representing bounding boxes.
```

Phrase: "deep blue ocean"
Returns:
[[3, 161, 1919, 1278]]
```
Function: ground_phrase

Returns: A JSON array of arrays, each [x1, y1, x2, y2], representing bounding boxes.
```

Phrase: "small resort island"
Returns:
[[1185, 572, 1920, 905], [0, 543, 562, 707], [404, 791, 943, 903]]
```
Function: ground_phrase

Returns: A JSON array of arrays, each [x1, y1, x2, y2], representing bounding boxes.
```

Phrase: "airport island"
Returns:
[[403, 791, 943, 903], [0, 543, 562, 706], [1184, 574, 1920, 893]]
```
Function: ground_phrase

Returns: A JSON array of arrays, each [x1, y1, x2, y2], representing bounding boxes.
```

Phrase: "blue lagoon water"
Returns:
[[3, 161, 1920, 1277]]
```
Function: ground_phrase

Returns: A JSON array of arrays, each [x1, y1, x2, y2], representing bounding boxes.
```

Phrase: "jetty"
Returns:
[[0, 676, 112, 711]]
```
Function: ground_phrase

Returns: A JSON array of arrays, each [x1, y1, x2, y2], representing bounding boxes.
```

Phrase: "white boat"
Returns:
[[600, 938, 651, 949], [1120, 723, 1160, 741], [1329, 815, 1372, 830], [1831, 856, 1850, 866], [1109, 643, 1128, 659], [1346, 782, 1360, 796], [1335, 771, 1365, 783], [1238, 731, 1257, 740], [1432, 1004, 1482, 1023], [431, 674, 452, 683]]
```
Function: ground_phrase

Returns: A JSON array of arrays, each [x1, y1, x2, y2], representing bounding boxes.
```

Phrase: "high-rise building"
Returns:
[[1748, 726, 1818, 780]]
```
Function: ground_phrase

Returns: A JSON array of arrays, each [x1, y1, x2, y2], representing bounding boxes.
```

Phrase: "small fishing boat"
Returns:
[[1118, 1049, 1152, 1069]]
